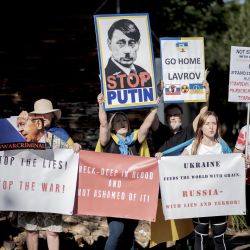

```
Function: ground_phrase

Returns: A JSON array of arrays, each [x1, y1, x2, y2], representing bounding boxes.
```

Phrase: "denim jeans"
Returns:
[[104, 217, 139, 250]]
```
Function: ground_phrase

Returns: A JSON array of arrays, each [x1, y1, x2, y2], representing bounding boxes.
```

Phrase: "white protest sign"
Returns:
[[158, 153, 246, 219], [228, 46, 250, 102], [0, 149, 79, 214], [160, 37, 206, 103]]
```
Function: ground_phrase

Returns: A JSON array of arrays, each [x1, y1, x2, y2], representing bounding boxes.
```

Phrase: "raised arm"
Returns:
[[151, 111, 160, 132], [138, 98, 160, 143], [97, 93, 111, 146], [151, 80, 164, 132], [193, 79, 210, 132]]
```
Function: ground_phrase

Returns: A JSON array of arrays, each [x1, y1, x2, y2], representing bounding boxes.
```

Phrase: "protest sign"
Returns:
[[158, 153, 246, 219], [94, 13, 157, 110], [77, 150, 159, 221], [0, 116, 46, 150], [0, 149, 79, 214], [228, 46, 250, 102], [160, 37, 206, 103]]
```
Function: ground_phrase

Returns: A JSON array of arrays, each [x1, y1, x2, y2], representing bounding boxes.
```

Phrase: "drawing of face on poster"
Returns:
[[106, 19, 141, 69], [94, 14, 157, 110]]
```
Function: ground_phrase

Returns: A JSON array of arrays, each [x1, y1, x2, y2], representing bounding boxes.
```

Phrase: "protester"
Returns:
[[18, 99, 81, 250], [19, 99, 81, 151], [150, 80, 210, 249], [181, 111, 230, 250], [152, 80, 210, 153], [96, 92, 157, 250], [233, 124, 250, 169], [105, 18, 152, 90], [233, 124, 250, 225]]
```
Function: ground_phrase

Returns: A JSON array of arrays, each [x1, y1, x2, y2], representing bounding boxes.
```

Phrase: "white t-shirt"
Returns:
[[185, 142, 222, 155]]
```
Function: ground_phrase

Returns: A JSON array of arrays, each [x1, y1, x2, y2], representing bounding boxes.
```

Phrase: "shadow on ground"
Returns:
[[40, 233, 250, 250], [1, 220, 250, 249]]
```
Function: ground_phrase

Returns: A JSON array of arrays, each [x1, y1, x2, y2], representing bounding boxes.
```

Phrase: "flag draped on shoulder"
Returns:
[[95, 129, 150, 157], [162, 137, 232, 156], [47, 127, 74, 146]]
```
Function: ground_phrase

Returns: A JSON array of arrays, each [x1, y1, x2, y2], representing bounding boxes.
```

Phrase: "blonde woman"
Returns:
[[182, 111, 230, 250]]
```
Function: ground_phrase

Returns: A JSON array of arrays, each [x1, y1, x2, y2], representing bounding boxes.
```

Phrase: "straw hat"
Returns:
[[30, 99, 61, 120]]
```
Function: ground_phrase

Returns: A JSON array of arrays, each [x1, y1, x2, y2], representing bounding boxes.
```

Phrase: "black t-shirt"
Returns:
[[152, 122, 194, 153]]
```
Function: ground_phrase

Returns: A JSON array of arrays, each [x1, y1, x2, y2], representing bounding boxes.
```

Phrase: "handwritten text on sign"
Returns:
[[158, 153, 246, 219], [228, 46, 250, 102]]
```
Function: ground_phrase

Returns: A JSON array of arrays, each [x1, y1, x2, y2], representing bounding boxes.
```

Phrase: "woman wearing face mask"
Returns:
[[181, 111, 230, 250], [96, 93, 158, 250]]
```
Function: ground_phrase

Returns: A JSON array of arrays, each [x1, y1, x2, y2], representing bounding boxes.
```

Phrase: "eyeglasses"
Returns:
[[166, 113, 182, 117]]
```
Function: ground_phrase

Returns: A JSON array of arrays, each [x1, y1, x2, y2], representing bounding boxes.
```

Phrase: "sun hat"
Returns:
[[30, 99, 62, 120]]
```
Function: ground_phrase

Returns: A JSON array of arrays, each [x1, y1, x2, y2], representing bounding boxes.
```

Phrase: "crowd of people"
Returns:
[[1, 79, 247, 250], [0, 17, 249, 250]]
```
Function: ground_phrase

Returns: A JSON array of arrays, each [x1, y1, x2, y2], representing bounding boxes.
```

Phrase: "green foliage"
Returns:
[[155, 0, 225, 37], [148, 0, 249, 141], [226, 0, 250, 46], [151, 0, 249, 71], [203, 0, 250, 71]]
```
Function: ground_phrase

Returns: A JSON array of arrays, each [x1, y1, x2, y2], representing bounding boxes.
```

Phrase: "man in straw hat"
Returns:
[[18, 98, 81, 250], [19, 98, 81, 150]]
